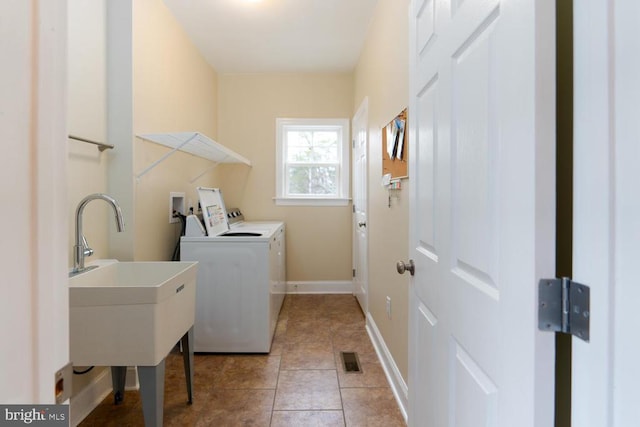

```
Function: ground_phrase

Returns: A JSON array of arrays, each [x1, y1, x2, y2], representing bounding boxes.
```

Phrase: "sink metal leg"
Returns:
[[110, 366, 127, 405], [180, 326, 194, 404], [138, 360, 165, 427]]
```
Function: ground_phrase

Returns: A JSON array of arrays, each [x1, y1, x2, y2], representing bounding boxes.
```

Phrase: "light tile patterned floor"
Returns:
[[79, 294, 405, 426]]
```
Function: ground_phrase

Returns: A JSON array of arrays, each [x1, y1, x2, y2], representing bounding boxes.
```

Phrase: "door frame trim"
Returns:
[[352, 96, 369, 313]]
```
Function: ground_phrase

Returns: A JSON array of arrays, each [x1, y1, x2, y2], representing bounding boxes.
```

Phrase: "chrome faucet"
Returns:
[[72, 193, 125, 274]]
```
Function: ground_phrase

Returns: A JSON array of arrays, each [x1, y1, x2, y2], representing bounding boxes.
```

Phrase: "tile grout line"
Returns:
[[269, 310, 286, 427], [330, 303, 348, 427]]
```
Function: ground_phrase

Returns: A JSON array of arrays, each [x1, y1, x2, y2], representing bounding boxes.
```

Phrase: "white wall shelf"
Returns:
[[136, 132, 251, 180]]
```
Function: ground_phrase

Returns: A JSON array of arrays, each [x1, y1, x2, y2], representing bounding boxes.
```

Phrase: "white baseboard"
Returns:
[[286, 280, 353, 294], [69, 366, 139, 426], [366, 312, 409, 423], [70, 368, 111, 427]]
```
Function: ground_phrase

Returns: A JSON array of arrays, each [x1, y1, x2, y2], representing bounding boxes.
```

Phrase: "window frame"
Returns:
[[275, 118, 350, 206]]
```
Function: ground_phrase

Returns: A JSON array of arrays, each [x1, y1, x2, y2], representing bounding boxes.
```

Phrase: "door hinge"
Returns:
[[352, 204, 355, 213], [538, 277, 590, 342], [352, 268, 356, 278]]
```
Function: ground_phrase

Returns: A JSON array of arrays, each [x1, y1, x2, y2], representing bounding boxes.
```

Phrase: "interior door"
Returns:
[[407, 1, 556, 426], [352, 97, 369, 313], [572, 1, 640, 425]]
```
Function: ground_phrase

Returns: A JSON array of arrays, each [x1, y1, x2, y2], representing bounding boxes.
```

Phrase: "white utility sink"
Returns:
[[69, 260, 198, 367]]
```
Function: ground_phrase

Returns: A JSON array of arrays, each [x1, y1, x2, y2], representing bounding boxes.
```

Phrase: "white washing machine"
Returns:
[[180, 187, 286, 353]]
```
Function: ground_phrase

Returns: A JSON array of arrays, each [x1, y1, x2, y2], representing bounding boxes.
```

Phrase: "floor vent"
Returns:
[[340, 352, 362, 373]]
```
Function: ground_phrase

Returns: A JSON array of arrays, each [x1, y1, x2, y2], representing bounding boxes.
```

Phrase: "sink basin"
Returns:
[[69, 259, 198, 367]]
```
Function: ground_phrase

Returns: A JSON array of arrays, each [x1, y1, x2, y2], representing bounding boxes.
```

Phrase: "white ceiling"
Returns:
[[163, 0, 379, 73]]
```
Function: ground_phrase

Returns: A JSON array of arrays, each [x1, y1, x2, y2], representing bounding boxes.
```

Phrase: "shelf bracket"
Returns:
[[136, 133, 199, 180], [188, 155, 229, 183], [135, 132, 251, 182]]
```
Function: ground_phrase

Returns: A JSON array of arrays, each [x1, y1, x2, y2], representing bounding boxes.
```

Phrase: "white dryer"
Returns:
[[180, 187, 285, 353]]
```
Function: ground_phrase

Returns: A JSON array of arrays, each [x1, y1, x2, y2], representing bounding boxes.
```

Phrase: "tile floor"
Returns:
[[79, 294, 405, 426]]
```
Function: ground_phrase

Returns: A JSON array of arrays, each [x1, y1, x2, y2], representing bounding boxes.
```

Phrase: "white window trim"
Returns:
[[275, 118, 351, 207]]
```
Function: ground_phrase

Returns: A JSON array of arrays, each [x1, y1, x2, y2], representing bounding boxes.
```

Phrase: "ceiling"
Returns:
[[163, 0, 379, 73]]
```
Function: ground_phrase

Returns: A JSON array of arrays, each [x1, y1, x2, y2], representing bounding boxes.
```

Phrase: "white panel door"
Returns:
[[572, 1, 640, 425], [352, 98, 369, 313], [407, 1, 556, 426]]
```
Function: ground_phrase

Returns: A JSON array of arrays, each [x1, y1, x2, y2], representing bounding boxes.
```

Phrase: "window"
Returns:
[[275, 118, 350, 206]]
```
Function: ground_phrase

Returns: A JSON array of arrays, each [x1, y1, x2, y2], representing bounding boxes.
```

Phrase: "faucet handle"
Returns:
[[82, 235, 94, 257]]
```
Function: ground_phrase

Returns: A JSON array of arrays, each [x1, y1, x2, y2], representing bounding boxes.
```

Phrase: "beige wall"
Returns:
[[132, 0, 222, 261], [67, 0, 111, 399], [67, 0, 222, 402], [67, 0, 110, 266], [217, 73, 354, 282], [353, 0, 410, 381], [68, 0, 221, 264]]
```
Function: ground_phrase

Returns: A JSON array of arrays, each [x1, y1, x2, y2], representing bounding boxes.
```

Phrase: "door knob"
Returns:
[[358, 221, 367, 228], [396, 259, 415, 276]]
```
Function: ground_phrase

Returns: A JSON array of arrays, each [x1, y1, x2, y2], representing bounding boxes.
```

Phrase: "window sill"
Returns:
[[273, 197, 351, 207]]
